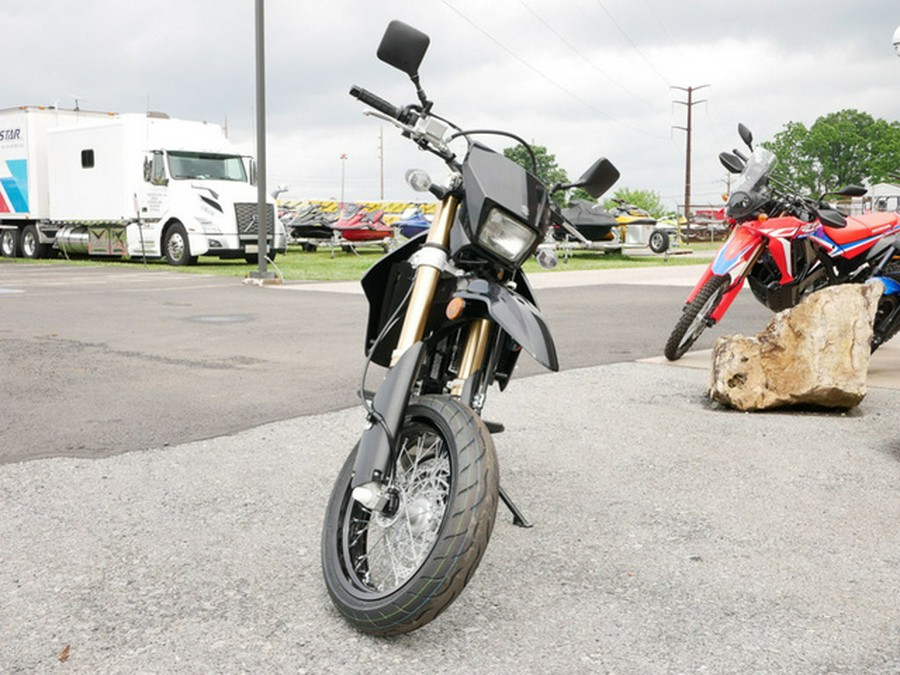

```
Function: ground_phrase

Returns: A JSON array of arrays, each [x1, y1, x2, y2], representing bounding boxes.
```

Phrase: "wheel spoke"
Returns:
[[351, 428, 450, 592]]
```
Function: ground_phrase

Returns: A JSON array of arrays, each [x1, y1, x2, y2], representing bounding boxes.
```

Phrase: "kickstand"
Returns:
[[499, 486, 533, 528]]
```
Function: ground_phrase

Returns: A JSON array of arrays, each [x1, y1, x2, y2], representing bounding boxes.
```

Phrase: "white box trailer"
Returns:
[[0, 106, 286, 265]]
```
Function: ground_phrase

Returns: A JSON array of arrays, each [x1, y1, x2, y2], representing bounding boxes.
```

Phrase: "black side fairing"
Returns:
[[360, 233, 456, 367]]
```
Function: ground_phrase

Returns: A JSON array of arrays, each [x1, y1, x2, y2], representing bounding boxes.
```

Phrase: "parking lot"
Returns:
[[1, 261, 898, 672], [0, 260, 772, 465]]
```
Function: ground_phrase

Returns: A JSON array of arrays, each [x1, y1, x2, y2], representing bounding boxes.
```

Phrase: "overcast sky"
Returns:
[[5, 1, 899, 210]]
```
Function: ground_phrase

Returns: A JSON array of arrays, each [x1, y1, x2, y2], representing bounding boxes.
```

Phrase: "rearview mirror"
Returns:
[[559, 157, 620, 198], [738, 123, 753, 150], [832, 185, 867, 198], [719, 151, 745, 174], [377, 20, 430, 78]]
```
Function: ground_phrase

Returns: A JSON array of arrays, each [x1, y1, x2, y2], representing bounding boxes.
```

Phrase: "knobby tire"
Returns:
[[664, 274, 729, 361]]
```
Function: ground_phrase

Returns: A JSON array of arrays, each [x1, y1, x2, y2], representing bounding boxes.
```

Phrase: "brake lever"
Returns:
[[364, 110, 417, 135]]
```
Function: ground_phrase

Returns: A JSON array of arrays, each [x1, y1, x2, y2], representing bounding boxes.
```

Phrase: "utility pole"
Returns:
[[672, 84, 708, 236]]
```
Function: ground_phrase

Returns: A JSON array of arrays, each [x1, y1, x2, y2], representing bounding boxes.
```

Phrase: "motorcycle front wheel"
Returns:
[[321, 395, 499, 637], [664, 274, 729, 361]]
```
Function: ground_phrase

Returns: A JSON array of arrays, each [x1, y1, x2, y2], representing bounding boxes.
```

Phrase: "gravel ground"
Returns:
[[2, 362, 899, 673]]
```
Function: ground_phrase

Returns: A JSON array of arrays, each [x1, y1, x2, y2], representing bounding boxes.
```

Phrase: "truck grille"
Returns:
[[234, 203, 276, 239]]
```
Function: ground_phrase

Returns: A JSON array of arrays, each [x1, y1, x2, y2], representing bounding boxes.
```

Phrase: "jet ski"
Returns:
[[556, 200, 618, 242]]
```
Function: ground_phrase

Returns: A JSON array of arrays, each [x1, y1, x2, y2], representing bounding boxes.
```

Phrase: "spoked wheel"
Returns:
[[321, 395, 499, 637], [664, 274, 729, 361]]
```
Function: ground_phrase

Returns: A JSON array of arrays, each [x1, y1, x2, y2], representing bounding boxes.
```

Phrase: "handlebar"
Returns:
[[350, 85, 410, 124]]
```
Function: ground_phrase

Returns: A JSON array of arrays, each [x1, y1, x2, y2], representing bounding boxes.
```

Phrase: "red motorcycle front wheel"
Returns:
[[664, 274, 729, 361]]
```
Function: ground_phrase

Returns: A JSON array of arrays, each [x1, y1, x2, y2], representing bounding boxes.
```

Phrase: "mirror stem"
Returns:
[[410, 75, 432, 113]]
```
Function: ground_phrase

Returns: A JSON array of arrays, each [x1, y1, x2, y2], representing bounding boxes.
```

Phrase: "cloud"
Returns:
[[3, 0, 898, 209]]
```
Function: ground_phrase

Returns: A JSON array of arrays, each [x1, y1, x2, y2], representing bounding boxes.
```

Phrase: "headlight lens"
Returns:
[[727, 190, 756, 219], [476, 207, 538, 265]]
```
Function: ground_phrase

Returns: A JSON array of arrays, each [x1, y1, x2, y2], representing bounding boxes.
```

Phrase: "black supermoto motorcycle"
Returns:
[[321, 20, 619, 637]]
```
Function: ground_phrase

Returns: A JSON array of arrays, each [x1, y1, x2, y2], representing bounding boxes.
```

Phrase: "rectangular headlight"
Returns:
[[476, 207, 538, 265]]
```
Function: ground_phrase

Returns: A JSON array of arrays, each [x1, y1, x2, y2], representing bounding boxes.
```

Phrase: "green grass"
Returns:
[[0, 242, 719, 282]]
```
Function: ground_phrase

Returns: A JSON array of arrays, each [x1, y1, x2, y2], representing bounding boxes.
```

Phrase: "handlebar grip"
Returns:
[[349, 85, 401, 120]]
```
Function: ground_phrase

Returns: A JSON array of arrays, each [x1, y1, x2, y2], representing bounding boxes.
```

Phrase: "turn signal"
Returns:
[[757, 213, 768, 222], [446, 297, 465, 320]]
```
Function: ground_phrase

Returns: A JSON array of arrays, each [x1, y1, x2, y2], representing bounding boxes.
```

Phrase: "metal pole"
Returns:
[[672, 84, 708, 237], [251, 0, 273, 279], [340, 153, 347, 209]]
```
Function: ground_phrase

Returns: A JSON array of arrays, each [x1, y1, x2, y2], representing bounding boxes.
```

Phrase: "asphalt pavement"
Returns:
[[2, 261, 899, 673]]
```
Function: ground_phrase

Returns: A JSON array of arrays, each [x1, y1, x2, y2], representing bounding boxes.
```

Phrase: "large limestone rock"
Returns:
[[708, 283, 883, 411]]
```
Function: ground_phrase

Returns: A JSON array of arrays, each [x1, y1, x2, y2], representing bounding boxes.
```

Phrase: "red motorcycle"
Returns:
[[665, 124, 900, 361]]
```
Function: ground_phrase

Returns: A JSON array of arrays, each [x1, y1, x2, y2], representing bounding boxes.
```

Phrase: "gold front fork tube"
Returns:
[[390, 195, 459, 367], [450, 319, 492, 397]]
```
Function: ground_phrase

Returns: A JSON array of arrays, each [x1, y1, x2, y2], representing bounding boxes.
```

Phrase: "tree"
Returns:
[[807, 109, 877, 191], [868, 118, 900, 184], [603, 187, 667, 219], [503, 144, 569, 207], [760, 120, 817, 191], [762, 109, 900, 194]]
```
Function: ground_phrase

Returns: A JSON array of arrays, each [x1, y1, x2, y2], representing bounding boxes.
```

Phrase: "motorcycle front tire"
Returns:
[[664, 274, 729, 361], [321, 394, 499, 637]]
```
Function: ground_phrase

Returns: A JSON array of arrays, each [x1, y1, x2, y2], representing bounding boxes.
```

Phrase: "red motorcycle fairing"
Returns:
[[750, 216, 820, 283], [815, 211, 900, 256], [687, 224, 764, 321]]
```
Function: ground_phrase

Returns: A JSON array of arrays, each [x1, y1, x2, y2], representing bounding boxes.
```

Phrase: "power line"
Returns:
[[440, 0, 669, 140], [516, 0, 666, 111], [592, 0, 671, 87], [640, 0, 686, 60]]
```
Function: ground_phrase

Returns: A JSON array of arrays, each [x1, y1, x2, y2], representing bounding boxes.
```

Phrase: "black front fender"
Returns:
[[351, 342, 425, 489], [456, 277, 559, 371]]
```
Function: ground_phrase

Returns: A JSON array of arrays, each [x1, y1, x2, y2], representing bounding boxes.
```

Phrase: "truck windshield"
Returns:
[[167, 151, 247, 181]]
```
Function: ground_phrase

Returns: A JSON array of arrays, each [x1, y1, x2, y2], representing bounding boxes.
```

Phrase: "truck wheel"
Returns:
[[0, 230, 22, 258], [1, 229, 19, 258], [21, 224, 50, 259], [164, 223, 197, 266]]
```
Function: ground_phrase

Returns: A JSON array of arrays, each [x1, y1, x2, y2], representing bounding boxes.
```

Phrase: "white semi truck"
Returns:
[[0, 106, 286, 265]]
